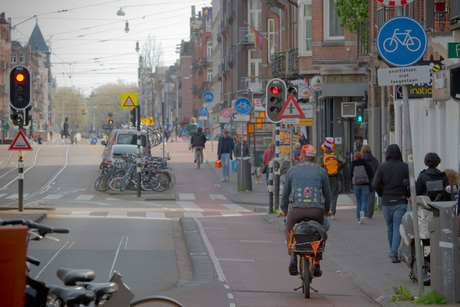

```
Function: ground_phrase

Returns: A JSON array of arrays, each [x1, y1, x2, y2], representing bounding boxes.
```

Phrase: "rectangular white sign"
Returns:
[[378, 66, 431, 86], [219, 116, 230, 123], [282, 118, 300, 124], [253, 98, 264, 111], [234, 114, 250, 121], [298, 103, 314, 118], [199, 116, 208, 120]]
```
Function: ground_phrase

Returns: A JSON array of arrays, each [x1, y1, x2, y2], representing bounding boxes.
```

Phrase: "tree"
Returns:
[[334, 0, 368, 33], [53, 87, 88, 132]]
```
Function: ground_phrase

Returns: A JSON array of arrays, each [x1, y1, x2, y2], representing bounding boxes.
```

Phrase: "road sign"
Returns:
[[102, 125, 112, 129], [222, 108, 232, 118], [376, 16, 427, 67], [448, 43, 460, 58], [378, 66, 431, 86], [121, 93, 137, 109], [219, 116, 230, 123], [278, 94, 305, 119], [92, 138, 98, 144], [253, 98, 264, 111], [234, 97, 252, 115], [298, 86, 312, 99], [234, 114, 250, 121], [199, 116, 208, 120], [282, 118, 300, 124], [199, 107, 208, 116], [310, 76, 323, 92], [295, 103, 315, 126], [9, 129, 32, 151], [377, 0, 414, 6], [202, 91, 214, 103]]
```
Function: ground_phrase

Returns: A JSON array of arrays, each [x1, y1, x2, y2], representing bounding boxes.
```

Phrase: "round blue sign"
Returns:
[[234, 97, 252, 115], [376, 16, 427, 67], [92, 138, 98, 144], [199, 107, 208, 116], [202, 91, 214, 103]]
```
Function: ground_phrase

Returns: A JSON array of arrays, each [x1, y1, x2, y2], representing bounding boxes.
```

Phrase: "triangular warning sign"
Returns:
[[278, 94, 305, 119], [123, 96, 136, 107], [9, 129, 33, 151]]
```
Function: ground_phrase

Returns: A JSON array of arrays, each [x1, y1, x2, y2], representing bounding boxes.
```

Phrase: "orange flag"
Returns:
[[310, 239, 323, 256]]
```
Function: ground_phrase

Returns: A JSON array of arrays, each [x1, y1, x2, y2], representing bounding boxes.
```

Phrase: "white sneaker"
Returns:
[[226, 177, 229, 181], [331, 215, 335, 220], [360, 211, 365, 223], [221, 178, 226, 182]]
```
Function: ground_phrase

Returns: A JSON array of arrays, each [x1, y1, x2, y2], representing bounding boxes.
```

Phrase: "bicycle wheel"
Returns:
[[153, 172, 171, 192], [95, 174, 110, 191], [130, 295, 183, 307], [301, 256, 311, 298], [196, 150, 201, 169], [109, 177, 124, 191]]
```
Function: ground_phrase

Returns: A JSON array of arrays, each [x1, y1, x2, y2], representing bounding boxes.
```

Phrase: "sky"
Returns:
[[4, 0, 212, 97]]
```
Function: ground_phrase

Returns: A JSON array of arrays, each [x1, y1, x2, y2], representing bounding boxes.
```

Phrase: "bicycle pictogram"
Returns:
[[235, 97, 252, 114], [383, 29, 421, 53]]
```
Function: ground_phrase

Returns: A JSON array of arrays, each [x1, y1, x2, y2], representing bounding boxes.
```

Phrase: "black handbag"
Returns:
[[261, 164, 268, 174]]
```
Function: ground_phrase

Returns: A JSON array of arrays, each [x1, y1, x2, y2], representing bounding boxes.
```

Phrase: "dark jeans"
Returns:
[[329, 179, 341, 216], [366, 185, 375, 218]]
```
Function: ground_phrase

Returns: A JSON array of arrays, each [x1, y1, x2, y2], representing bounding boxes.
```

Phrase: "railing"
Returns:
[[286, 49, 298, 76], [452, 0, 460, 21], [377, 7, 395, 28], [227, 45, 236, 63], [357, 21, 369, 56], [240, 77, 264, 93], [271, 52, 285, 76]]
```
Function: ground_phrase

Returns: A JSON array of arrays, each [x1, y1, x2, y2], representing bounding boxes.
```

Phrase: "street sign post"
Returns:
[[378, 66, 431, 86], [277, 94, 305, 119], [376, 16, 427, 67]]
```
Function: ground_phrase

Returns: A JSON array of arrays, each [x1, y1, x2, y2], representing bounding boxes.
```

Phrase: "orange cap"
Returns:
[[301, 144, 317, 157]]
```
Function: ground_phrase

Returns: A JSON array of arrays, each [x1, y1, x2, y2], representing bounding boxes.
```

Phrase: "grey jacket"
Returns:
[[281, 159, 331, 213]]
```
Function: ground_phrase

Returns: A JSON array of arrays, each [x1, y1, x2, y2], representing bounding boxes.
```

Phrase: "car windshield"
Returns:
[[117, 134, 147, 147]]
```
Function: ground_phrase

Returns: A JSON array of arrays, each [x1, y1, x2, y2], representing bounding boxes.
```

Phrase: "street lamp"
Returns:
[[117, 7, 125, 16]]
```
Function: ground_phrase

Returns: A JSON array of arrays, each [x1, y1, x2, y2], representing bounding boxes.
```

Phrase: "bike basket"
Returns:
[[292, 233, 325, 252]]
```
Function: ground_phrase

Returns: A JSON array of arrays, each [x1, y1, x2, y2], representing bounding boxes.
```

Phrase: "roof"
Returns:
[[28, 23, 50, 54]]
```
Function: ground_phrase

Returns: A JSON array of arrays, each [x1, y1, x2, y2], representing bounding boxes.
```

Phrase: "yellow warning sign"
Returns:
[[121, 93, 137, 109]]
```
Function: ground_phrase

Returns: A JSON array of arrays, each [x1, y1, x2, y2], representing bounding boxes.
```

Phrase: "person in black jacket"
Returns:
[[351, 151, 373, 224], [361, 145, 380, 218], [372, 144, 409, 263], [217, 129, 234, 182], [415, 152, 449, 201], [191, 127, 207, 163], [233, 134, 249, 158]]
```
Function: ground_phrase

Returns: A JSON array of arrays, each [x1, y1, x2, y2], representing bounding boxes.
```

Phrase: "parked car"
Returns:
[[101, 144, 139, 166], [101, 129, 151, 158]]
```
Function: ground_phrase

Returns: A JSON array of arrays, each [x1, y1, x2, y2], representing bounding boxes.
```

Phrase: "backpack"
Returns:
[[425, 172, 447, 201], [323, 153, 339, 176], [353, 165, 369, 185]]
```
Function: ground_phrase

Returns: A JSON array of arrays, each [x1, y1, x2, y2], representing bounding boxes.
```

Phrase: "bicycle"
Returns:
[[383, 29, 421, 53], [195, 147, 202, 169]]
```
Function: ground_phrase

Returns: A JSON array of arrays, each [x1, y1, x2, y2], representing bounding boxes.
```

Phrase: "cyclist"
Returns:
[[186, 117, 199, 149], [279, 144, 332, 277], [190, 127, 207, 164]]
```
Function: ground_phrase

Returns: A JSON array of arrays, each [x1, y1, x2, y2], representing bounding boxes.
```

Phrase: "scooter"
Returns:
[[398, 186, 458, 285]]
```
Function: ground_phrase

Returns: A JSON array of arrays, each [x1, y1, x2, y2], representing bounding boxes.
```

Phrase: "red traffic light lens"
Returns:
[[270, 86, 279, 95], [108, 119, 113, 124], [16, 73, 25, 82]]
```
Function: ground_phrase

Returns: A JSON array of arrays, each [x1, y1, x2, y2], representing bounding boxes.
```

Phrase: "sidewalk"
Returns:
[[202, 145, 454, 307]]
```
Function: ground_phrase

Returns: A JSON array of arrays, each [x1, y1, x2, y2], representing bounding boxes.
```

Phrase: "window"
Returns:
[[207, 68, 212, 82], [207, 41, 212, 59], [268, 19, 275, 61], [248, 0, 261, 31], [12, 55, 17, 63], [19, 55, 24, 63], [248, 50, 261, 77], [324, 0, 344, 40], [299, 1, 312, 55]]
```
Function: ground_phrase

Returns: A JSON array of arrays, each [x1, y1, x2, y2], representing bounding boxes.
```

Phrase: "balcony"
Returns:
[[271, 49, 298, 79], [201, 57, 212, 66], [239, 26, 260, 45], [271, 52, 285, 77], [241, 77, 264, 94], [357, 21, 369, 56], [201, 81, 212, 92], [227, 45, 236, 67]]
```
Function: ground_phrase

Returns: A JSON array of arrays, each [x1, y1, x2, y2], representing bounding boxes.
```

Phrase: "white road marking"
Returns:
[[221, 204, 250, 212], [43, 194, 63, 200], [183, 212, 203, 217], [75, 195, 95, 200], [220, 212, 242, 217], [145, 212, 166, 218], [178, 193, 195, 200], [107, 211, 128, 217], [210, 194, 226, 200], [70, 211, 91, 216], [177, 201, 203, 212]]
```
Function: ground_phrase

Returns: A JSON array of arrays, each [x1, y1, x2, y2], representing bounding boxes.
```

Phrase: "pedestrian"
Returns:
[[217, 129, 234, 182], [318, 137, 345, 220], [164, 129, 170, 142], [415, 152, 450, 201], [233, 134, 249, 158], [351, 151, 373, 224], [298, 134, 308, 147], [293, 143, 302, 162], [191, 127, 207, 164], [372, 144, 409, 263], [279, 144, 332, 277], [262, 143, 276, 185], [361, 145, 380, 218], [186, 118, 199, 149]]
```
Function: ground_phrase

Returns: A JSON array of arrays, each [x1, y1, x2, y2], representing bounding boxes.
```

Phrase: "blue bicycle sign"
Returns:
[[377, 16, 427, 67], [234, 97, 252, 115], [199, 107, 208, 116], [202, 91, 214, 103]]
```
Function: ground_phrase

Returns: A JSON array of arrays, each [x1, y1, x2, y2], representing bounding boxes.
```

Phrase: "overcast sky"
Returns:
[[4, 0, 211, 97]]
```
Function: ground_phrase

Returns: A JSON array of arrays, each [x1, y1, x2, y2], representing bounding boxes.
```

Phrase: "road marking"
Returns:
[[0, 193, 7, 198], [210, 194, 226, 200], [145, 212, 166, 218], [221, 204, 250, 212], [107, 211, 128, 217], [70, 211, 91, 216], [177, 201, 203, 212], [75, 195, 95, 200], [178, 193, 195, 200], [6, 194, 29, 199], [43, 194, 63, 200], [183, 212, 203, 217], [220, 212, 242, 217]]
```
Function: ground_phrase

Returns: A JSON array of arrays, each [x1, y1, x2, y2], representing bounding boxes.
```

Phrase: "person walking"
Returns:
[[372, 144, 409, 263], [361, 145, 380, 218], [293, 143, 302, 162], [234, 134, 249, 158], [262, 143, 276, 185], [279, 144, 332, 277], [318, 137, 345, 220], [415, 152, 450, 201], [217, 129, 234, 182], [351, 151, 373, 224]]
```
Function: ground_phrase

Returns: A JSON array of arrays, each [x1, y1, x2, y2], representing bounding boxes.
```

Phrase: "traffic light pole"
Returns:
[[136, 106, 141, 197], [18, 149, 24, 212]]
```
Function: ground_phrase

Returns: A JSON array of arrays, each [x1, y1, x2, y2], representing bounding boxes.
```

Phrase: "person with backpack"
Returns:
[[361, 145, 380, 218], [415, 152, 450, 201], [186, 117, 199, 149], [372, 144, 409, 263], [351, 151, 373, 224], [318, 137, 345, 219]]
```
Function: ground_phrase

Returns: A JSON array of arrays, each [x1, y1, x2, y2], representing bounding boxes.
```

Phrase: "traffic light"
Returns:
[[64, 117, 69, 137], [130, 108, 136, 124], [10, 109, 24, 126], [10, 66, 31, 110], [266, 78, 286, 123], [24, 107, 32, 126], [108, 119, 114, 125], [356, 105, 365, 123]]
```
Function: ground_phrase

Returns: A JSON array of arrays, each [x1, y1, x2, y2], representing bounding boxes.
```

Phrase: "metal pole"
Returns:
[[239, 121, 243, 189], [274, 123, 280, 210], [402, 85, 424, 296], [136, 106, 141, 197], [18, 149, 24, 212]]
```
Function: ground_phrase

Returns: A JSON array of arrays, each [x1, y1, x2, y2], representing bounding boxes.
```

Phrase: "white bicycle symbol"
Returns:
[[203, 93, 213, 101], [383, 29, 421, 53], [237, 101, 251, 112]]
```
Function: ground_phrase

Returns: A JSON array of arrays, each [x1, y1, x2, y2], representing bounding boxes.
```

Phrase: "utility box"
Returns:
[[428, 201, 460, 302], [237, 157, 252, 191]]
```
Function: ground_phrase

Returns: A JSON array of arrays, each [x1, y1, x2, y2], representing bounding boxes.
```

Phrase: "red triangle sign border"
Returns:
[[277, 93, 305, 119], [9, 129, 33, 151]]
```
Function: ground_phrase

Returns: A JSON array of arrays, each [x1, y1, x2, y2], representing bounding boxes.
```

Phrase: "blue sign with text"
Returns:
[[376, 16, 427, 67], [234, 97, 252, 115]]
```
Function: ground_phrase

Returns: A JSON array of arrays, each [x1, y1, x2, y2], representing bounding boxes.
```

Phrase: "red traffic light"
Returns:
[[270, 86, 280, 95], [108, 119, 114, 125], [16, 73, 25, 82]]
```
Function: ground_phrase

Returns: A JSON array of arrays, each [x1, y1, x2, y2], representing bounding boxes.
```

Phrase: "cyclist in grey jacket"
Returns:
[[280, 144, 332, 277]]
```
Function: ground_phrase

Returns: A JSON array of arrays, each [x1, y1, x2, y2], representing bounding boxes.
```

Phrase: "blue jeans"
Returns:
[[382, 203, 407, 256], [221, 153, 230, 179], [353, 184, 369, 221]]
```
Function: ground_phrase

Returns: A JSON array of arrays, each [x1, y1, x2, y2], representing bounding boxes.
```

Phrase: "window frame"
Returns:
[[299, 1, 313, 56], [324, 0, 344, 41]]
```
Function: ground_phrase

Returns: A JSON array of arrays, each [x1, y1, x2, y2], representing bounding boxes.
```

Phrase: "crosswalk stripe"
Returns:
[[107, 211, 128, 217], [70, 211, 91, 216], [221, 204, 250, 212], [183, 212, 203, 218], [178, 193, 195, 200], [210, 194, 226, 200], [0, 194, 7, 198], [75, 195, 95, 201], [177, 201, 203, 212], [145, 212, 166, 218], [220, 212, 242, 217], [43, 194, 63, 200]]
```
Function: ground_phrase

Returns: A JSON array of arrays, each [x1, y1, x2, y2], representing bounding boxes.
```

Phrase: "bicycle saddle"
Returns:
[[85, 282, 119, 298], [57, 268, 96, 286], [49, 285, 96, 305]]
